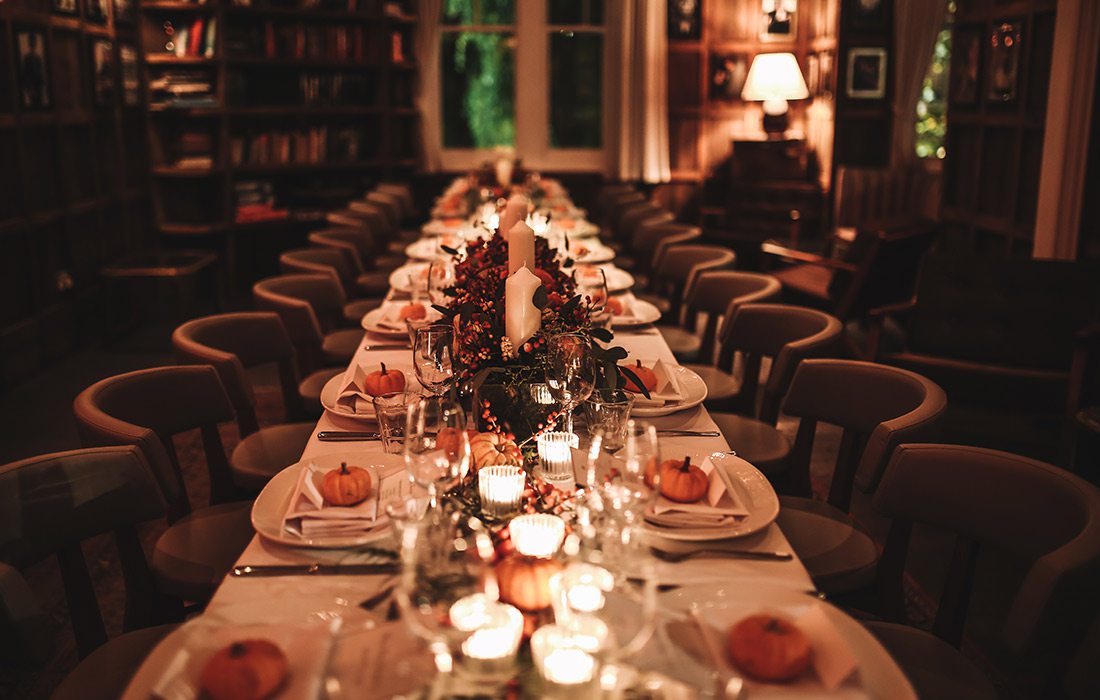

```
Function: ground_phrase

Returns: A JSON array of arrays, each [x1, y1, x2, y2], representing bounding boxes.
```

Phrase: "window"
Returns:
[[915, 2, 954, 159], [431, 0, 610, 171]]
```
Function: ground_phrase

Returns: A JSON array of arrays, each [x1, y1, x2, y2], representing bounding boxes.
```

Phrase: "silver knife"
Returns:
[[362, 343, 410, 351], [317, 431, 381, 441], [231, 563, 398, 577], [656, 430, 721, 437]]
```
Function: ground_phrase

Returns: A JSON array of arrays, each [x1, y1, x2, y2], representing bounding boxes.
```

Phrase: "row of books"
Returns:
[[224, 22, 379, 62], [229, 126, 368, 166], [230, 0, 366, 10], [225, 71, 373, 106], [150, 71, 217, 108], [163, 18, 218, 59], [168, 130, 216, 169]]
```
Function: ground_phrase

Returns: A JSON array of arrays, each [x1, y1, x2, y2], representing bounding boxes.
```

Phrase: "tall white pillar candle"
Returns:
[[498, 194, 528, 239], [505, 267, 542, 349], [507, 221, 535, 274]]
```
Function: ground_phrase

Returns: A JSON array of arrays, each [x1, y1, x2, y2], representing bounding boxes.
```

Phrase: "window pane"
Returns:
[[442, 0, 474, 26], [549, 0, 582, 24], [442, 32, 516, 148], [549, 31, 601, 148], [480, 0, 515, 24], [589, 0, 603, 24]]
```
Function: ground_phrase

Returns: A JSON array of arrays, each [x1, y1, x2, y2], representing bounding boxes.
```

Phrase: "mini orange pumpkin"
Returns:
[[364, 363, 406, 396], [496, 554, 564, 611], [399, 302, 427, 321], [727, 614, 812, 682], [606, 296, 625, 316], [322, 462, 373, 506], [470, 432, 523, 470], [200, 639, 288, 700], [621, 360, 658, 393], [659, 456, 708, 503]]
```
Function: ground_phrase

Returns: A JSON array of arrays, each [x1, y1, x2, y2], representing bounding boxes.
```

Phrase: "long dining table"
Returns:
[[123, 183, 917, 699]]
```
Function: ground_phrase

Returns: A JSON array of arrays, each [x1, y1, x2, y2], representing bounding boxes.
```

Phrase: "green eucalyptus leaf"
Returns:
[[532, 286, 549, 310], [441, 245, 460, 256], [589, 327, 613, 343], [618, 365, 652, 399]]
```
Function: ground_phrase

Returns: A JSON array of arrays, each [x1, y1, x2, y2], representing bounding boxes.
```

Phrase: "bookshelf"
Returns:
[[138, 0, 420, 287], [0, 0, 153, 386]]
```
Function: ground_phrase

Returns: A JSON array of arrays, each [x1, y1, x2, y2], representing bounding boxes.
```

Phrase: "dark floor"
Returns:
[[0, 323, 1090, 699]]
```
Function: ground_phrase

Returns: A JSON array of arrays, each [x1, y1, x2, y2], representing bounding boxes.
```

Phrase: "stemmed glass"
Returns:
[[427, 257, 455, 306], [545, 332, 596, 436], [404, 396, 470, 510], [413, 324, 454, 397], [621, 420, 661, 516], [573, 265, 608, 313]]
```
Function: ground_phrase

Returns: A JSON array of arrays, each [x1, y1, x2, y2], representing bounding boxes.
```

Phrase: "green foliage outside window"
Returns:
[[441, 0, 516, 148], [915, 2, 954, 159]]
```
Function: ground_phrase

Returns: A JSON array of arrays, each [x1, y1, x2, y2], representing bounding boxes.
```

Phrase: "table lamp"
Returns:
[[741, 52, 809, 137]]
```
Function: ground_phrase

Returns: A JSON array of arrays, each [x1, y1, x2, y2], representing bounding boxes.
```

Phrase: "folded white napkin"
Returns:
[[625, 360, 684, 408], [646, 457, 749, 528], [611, 294, 639, 322], [336, 364, 377, 414], [283, 462, 410, 538]]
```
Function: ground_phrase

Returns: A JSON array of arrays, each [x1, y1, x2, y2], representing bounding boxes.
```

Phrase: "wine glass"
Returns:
[[413, 324, 454, 397], [394, 511, 500, 678], [428, 257, 455, 306], [545, 332, 596, 435], [573, 265, 608, 313], [404, 396, 470, 509]]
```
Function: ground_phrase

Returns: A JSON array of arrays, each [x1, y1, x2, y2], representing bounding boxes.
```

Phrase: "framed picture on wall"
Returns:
[[817, 49, 834, 97], [668, 0, 702, 40], [807, 53, 820, 96], [951, 25, 981, 105], [987, 20, 1022, 103], [761, 0, 797, 42], [92, 39, 114, 107], [709, 53, 749, 101], [120, 44, 140, 106], [86, 0, 109, 23], [15, 28, 51, 110], [846, 47, 887, 99], [844, 0, 889, 32], [114, 0, 135, 25], [53, 0, 79, 16]]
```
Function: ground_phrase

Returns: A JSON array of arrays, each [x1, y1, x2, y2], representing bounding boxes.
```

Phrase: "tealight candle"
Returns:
[[536, 432, 577, 478], [531, 625, 596, 686], [478, 466, 526, 518], [563, 563, 615, 613], [509, 514, 566, 557], [449, 594, 524, 677]]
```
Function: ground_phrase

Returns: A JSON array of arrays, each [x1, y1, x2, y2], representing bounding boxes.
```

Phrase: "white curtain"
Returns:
[[417, 0, 443, 171], [890, 0, 949, 165], [610, 0, 670, 183]]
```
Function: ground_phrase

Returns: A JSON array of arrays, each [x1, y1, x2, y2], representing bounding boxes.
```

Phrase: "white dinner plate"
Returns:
[[319, 369, 416, 421], [629, 364, 707, 417], [656, 582, 917, 699], [252, 452, 404, 548], [612, 298, 662, 328], [421, 217, 470, 237], [600, 265, 636, 293], [549, 219, 600, 238], [568, 241, 615, 264], [360, 302, 439, 337], [388, 263, 430, 294], [643, 452, 779, 541]]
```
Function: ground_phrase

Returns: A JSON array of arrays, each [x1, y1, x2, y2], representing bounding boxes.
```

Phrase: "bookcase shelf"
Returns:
[[139, 0, 420, 285]]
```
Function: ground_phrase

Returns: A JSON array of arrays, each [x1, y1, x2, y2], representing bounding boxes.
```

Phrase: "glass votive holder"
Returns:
[[449, 593, 524, 678], [509, 514, 566, 558], [478, 466, 525, 518], [583, 389, 636, 453], [530, 624, 597, 688], [405, 315, 435, 347], [537, 431, 578, 477], [372, 391, 417, 454]]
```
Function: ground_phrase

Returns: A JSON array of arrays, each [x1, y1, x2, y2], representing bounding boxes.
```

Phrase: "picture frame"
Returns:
[[761, 0, 797, 42], [668, 0, 701, 41], [53, 0, 79, 16], [844, 0, 888, 32], [806, 53, 820, 96], [86, 0, 110, 24], [708, 53, 749, 101], [114, 0, 136, 25], [846, 47, 887, 99], [15, 28, 51, 110], [817, 49, 834, 97], [987, 20, 1022, 103], [92, 39, 115, 107], [120, 43, 140, 106], [951, 25, 981, 106]]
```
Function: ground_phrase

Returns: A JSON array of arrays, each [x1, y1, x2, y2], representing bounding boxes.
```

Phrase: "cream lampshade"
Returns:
[[741, 52, 809, 136]]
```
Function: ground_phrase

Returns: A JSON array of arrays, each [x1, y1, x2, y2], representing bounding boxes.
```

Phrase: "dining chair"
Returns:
[[0, 447, 180, 700], [279, 246, 386, 317], [252, 274, 359, 413], [657, 271, 782, 363], [776, 359, 947, 595], [596, 183, 637, 221], [73, 366, 255, 605], [599, 188, 645, 233], [375, 181, 419, 221], [703, 304, 841, 477], [173, 313, 315, 490], [866, 444, 1100, 700], [637, 244, 736, 326], [627, 222, 701, 291], [612, 201, 674, 251]]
